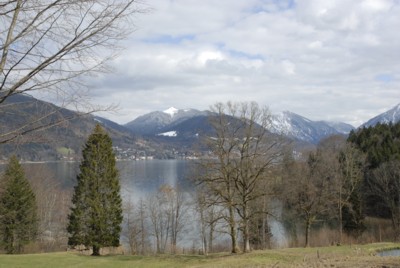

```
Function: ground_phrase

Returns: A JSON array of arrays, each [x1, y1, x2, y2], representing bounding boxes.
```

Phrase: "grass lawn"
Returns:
[[0, 243, 399, 268]]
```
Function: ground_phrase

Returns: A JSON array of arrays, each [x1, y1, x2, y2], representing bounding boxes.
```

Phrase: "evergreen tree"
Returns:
[[67, 125, 123, 256], [0, 156, 38, 254], [342, 188, 366, 238]]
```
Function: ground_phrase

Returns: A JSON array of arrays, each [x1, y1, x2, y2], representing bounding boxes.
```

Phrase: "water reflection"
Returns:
[[377, 249, 400, 257], [117, 160, 194, 201], [18, 159, 194, 195]]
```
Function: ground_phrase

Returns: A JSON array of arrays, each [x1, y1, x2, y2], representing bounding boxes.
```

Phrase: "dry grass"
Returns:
[[0, 243, 399, 268]]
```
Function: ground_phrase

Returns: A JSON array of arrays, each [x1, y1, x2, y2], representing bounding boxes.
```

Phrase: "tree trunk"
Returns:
[[261, 196, 267, 249], [229, 206, 239, 253], [243, 220, 250, 252], [140, 200, 145, 255], [397, 190, 400, 242], [243, 204, 250, 252], [339, 195, 343, 245], [92, 245, 100, 256], [305, 219, 311, 248], [199, 207, 207, 255], [209, 222, 214, 253], [338, 183, 343, 245]]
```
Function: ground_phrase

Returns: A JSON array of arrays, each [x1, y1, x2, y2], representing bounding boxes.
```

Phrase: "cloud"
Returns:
[[91, 0, 400, 127]]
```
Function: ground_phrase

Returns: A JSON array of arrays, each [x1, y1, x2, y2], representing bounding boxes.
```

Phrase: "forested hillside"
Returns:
[[348, 123, 400, 169], [348, 123, 400, 239]]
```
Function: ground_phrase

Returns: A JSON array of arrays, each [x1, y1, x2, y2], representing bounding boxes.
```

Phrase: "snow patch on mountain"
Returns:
[[271, 112, 294, 135], [157, 131, 177, 137], [163, 107, 179, 117]]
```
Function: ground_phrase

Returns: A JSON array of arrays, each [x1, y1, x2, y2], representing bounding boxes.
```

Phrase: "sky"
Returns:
[[90, 0, 400, 127]]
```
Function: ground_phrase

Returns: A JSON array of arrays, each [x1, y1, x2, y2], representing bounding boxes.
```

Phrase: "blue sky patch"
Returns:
[[250, 0, 295, 14], [215, 42, 265, 60], [227, 49, 265, 61], [375, 74, 394, 83], [142, 34, 195, 45]]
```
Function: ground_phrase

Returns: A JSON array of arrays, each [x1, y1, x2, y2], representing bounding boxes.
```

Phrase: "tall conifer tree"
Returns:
[[0, 156, 38, 254], [67, 125, 122, 256]]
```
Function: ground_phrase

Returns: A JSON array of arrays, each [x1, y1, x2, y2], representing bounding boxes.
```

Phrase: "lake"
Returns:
[[18, 159, 287, 247], [20, 159, 195, 198]]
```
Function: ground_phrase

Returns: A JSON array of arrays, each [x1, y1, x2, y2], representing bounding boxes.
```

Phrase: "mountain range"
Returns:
[[126, 103, 400, 145], [125, 108, 356, 145], [0, 95, 399, 161]]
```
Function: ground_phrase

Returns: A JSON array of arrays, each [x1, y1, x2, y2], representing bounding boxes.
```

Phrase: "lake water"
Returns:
[[117, 159, 195, 200], [20, 159, 195, 197], [18, 159, 287, 247]]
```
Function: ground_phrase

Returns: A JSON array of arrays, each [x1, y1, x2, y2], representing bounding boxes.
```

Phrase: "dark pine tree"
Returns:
[[0, 156, 38, 254], [67, 124, 123, 256], [342, 189, 366, 239]]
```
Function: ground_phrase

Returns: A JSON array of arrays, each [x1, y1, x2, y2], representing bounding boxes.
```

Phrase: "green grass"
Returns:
[[0, 243, 399, 268]]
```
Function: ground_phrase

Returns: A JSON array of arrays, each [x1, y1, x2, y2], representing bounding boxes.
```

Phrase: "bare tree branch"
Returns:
[[0, 0, 146, 143]]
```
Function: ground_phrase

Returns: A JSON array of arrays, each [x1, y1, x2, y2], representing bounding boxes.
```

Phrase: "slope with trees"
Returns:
[[348, 123, 400, 240]]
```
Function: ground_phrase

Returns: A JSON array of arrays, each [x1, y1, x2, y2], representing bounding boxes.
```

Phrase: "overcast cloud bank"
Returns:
[[91, 0, 400, 127]]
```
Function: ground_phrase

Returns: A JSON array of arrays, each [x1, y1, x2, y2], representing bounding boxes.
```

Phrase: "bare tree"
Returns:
[[0, 0, 145, 143], [337, 143, 365, 242], [123, 198, 149, 255], [195, 187, 224, 255], [198, 101, 282, 253], [27, 164, 71, 251], [169, 187, 190, 254], [147, 191, 168, 254], [317, 136, 366, 242], [197, 103, 239, 253], [283, 152, 335, 247], [147, 185, 189, 254]]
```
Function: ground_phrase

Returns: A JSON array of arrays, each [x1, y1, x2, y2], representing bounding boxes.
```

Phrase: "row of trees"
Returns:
[[281, 136, 365, 247], [194, 102, 368, 251], [197, 103, 400, 251]]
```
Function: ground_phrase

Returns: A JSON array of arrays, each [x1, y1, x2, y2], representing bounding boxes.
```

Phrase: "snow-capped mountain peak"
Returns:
[[125, 107, 208, 135], [163, 107, 179, 117], [269, 111, 354, 144], [361, 103, 400, 127]]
